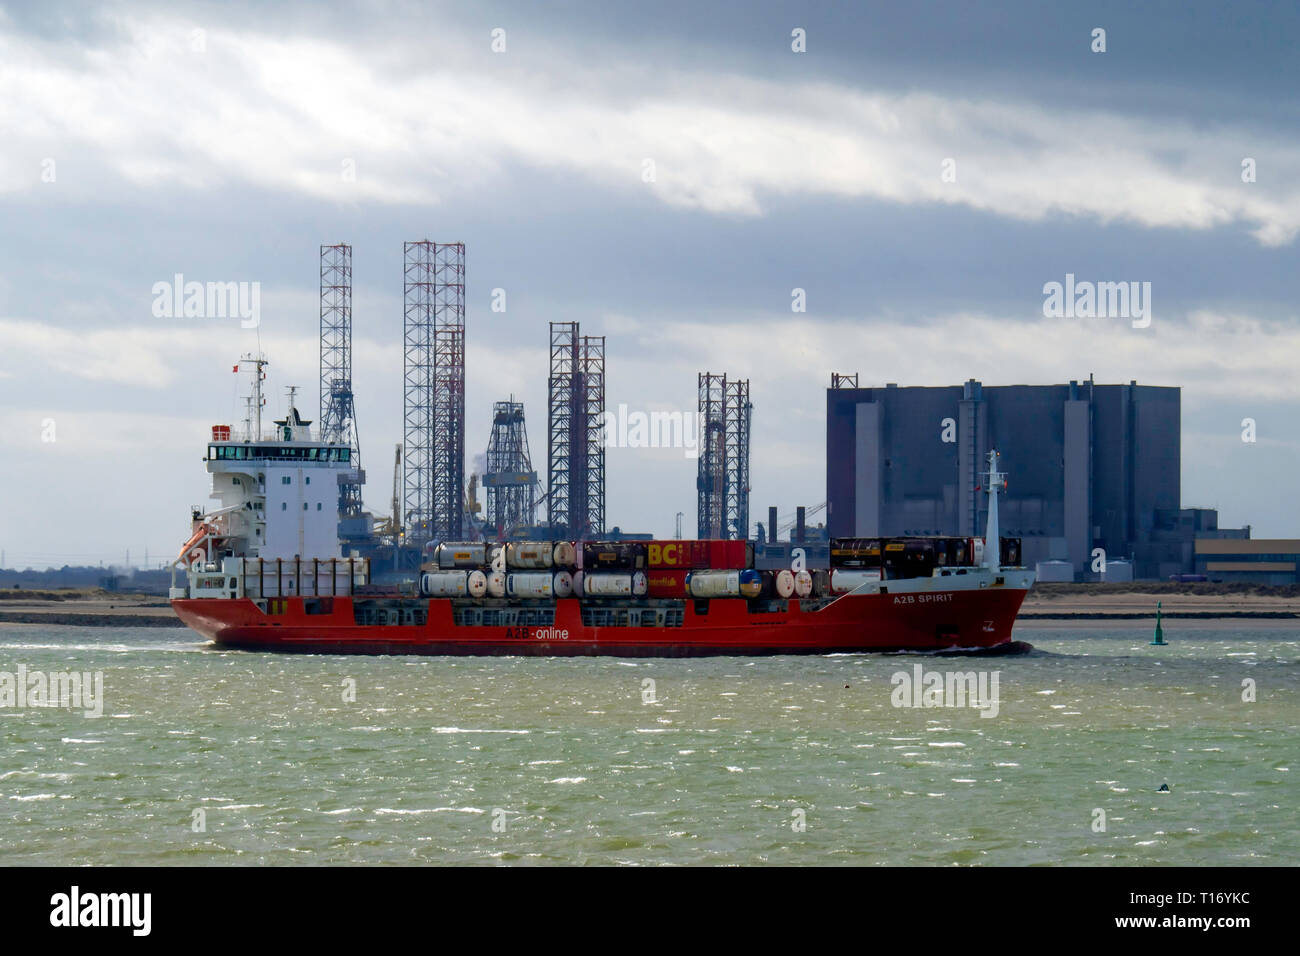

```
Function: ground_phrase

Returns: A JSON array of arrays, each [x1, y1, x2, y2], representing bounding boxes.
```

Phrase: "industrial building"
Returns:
[[825, 374, 1245, 579], [1193, 539, 1299, 585]]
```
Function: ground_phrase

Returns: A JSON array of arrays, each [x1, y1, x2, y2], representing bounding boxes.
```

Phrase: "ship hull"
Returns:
[[172, 584, 1030, 657]]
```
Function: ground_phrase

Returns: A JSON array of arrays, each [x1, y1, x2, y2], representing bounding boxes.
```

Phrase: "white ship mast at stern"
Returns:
[[981, 449, 1007, 570]]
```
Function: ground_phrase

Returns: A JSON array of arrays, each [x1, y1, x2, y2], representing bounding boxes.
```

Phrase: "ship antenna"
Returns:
[[239, 352, 269, 440], [983, 449, 1006, 570]]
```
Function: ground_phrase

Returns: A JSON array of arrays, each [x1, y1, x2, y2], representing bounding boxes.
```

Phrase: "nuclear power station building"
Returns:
[[825, 375, 1245, 579]]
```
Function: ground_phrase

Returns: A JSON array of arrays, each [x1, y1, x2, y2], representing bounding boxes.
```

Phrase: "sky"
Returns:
[[1, 0, 1298, 569]]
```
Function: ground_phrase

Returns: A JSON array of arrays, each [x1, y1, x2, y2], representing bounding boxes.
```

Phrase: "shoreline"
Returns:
[[1, 585, 1298, 630]]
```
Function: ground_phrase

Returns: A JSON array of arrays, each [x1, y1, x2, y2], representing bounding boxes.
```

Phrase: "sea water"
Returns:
[[0, 624, 1295, 865]]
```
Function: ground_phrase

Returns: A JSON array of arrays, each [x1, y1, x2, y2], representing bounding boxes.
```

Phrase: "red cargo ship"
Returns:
[[170, 359, 1034, 655]]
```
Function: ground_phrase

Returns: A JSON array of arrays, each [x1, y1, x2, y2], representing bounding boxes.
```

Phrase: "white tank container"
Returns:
[[552, 570, 575, 598], [581, 571, 648, 597], [773, 569, 795, 598], [552, 541, 577, 568], [422, 570, 470, 597], [793, 570, 813, 598], [485, 570, 507, 598], [687, 569, 761, 598], [507, 541, 554, 569], [688, 570, 738, 597], [435, 542, 487, 569], [505, 571, 554, 598], [466, 570, 488, 597], [830, 569, 881, 594]]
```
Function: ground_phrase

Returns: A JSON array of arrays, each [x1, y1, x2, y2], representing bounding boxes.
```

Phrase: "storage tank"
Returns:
[[505, 572, 554, 598], [552, 541, 577, 569], [1035, 560, 1074, 583], [792, 570, 813, 598], [811, 569, 831, 596], [485, 570, 507, 598], [760, 569, 796, 599], [1101, 559, 1134, 583], [506, 542, 554, 569], [686, 568, 761, 598], [422, 570, 471, 597], [434, 542, 487, 569], [552, 570, 575, 597], [580, 571, 648, 597], [934, 537, 968, 566]]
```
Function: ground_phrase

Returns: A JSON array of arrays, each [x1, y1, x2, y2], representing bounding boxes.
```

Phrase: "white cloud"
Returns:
[[602, 307, 1300, 404], [2, 17, 1298, 244]]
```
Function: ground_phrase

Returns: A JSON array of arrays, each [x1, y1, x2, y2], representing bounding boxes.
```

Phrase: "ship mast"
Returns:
[[982, 449, 1006, 570], [239, 353, 268, 440]]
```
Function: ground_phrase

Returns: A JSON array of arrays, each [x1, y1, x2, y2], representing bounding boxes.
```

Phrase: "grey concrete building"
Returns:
[[825, 376, 1236, 578]]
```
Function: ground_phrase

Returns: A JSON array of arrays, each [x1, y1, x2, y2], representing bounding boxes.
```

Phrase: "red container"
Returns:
[[707, 540, 752, 570], [211, 424, 232, 441], [646, 541, 710, 569], [645, 568, 690, 597]]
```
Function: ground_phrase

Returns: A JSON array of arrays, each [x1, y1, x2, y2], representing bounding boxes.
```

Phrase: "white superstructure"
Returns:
[[170, 356, 368, 601]]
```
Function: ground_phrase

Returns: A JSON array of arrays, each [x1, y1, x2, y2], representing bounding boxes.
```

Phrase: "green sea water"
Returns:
[[1, 624, 1295, 866]]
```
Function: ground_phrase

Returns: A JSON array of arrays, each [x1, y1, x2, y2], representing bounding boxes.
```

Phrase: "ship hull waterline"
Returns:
[[172, 587, 1030, 657]]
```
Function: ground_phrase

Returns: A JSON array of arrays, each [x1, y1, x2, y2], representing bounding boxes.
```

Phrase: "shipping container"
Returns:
[[506, 541, 554, 569], [420, 569, 454, 597], [552, 541, 577, 569], [760, 569, 796, 599], [485, 570, 507, 598], [645, 568, 690, 597], [829, 538, 883, 568], [687, 568, 761, 598], [579, 571, 648, 597], [792, 569, 813, 598], [579, 541, 647, 570], [434, 541, 487, 569], [708, 540, 753, 570], [881, 538, 939, 580], [934, 537, 968, 567], [645, 540, 711, 569], [553, 570, 575, 597], [505, 571, 554, 598]]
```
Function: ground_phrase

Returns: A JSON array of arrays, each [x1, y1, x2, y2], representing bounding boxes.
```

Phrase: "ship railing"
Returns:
[[238, 557, 370, 599]]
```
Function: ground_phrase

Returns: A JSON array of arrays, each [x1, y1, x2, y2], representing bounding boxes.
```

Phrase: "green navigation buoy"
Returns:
[[1151, 600, 1166, 645]]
